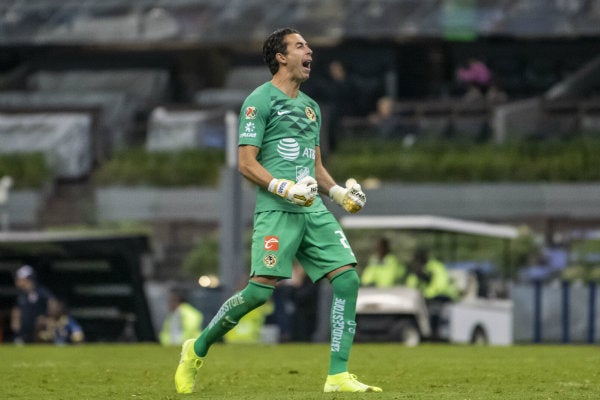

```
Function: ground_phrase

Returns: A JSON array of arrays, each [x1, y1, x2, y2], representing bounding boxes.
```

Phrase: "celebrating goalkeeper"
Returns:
[[174, 27, 381, 394]]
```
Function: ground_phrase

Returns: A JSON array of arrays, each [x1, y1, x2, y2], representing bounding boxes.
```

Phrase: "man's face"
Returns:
[[281, 33, 312, 82], [15, 276, 34, 291]]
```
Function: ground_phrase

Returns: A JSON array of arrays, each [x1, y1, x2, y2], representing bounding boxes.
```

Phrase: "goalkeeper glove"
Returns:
[[269, 176, 318, 207], [329, 178, 366, 213]]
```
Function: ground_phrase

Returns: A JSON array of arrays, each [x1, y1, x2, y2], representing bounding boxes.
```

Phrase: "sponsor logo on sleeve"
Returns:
[[240, 121, 257, 138], [245, 106, 257, 119]]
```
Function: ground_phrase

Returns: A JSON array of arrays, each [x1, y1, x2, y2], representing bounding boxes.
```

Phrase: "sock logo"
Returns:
[[207, 293, 245, 330], [331, 298, 346, 352]]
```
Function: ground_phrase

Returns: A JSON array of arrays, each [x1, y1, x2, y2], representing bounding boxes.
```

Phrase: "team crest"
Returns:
[[245, 106, 257, 119], [305, 106, 316, 122], [263, 254, 277, 268]]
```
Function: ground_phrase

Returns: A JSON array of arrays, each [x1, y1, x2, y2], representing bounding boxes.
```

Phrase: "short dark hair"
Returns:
[[263, 27, 299, 75]]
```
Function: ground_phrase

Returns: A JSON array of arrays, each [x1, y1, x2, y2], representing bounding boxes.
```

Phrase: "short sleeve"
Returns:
[[238, 90, 270, 147]]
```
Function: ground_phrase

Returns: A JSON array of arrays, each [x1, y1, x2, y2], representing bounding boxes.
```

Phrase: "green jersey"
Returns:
[[239, 82, 327, 213]]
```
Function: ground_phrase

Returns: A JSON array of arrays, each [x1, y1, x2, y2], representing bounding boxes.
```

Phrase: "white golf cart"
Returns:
[[343, 215, 517, 346]]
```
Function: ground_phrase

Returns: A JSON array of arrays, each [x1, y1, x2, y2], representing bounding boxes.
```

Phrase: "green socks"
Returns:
[[328, 269, 360, 375], [194, 280, 274, 357], [191, 268, 359, 376]]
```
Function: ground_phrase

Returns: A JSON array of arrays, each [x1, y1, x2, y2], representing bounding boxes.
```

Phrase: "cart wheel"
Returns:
[[470, 326, 489, 345], [390, 319, 421, 347]]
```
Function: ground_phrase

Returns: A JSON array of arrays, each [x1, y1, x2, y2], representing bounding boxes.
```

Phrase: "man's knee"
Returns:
[[245, 280, 275, 306], [331, 268, 359, 297]]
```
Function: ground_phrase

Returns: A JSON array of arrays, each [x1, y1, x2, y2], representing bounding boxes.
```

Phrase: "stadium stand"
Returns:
[[0, 0, 598, 283], [341, 99, 493, 142], [0, 113, 92, 179], [0, 91, 136, 160], [194, 66, 271, 109], [2, 0, 600, 45], [146, 106, 226, 150], [26, 69, 170, 113]]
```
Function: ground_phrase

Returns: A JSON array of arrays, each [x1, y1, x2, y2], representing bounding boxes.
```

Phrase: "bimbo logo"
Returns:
[[264, 236, 279, 251]]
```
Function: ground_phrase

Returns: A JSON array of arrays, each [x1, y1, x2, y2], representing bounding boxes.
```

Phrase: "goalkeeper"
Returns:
[[175, 27, 381, 394]]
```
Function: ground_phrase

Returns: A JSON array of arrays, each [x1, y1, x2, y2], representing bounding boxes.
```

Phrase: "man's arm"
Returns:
[[315, 146, 366, 213], [238, 145, 273, 189], [314, 146, 337, 196], [238, 144, 317, 206], [10, 306, 20, 334]]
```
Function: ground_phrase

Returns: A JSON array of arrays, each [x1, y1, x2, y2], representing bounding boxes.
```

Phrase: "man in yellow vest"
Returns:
[[223, 301, 274, 344], [406, 248, 458, 301], [160, 290, 203, 346], [406, 247, 458, 338], [361, 238, 406, 287]]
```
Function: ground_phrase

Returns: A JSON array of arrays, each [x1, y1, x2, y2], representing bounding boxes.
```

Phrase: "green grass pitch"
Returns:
[[1, 343, 599, 399]]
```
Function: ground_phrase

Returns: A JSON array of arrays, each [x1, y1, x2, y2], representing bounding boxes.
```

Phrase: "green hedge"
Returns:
[[0, 153, 52, 189], [95, 148, 225, 187], [93, 137, 600, 186], [327, 137, 600, 182]]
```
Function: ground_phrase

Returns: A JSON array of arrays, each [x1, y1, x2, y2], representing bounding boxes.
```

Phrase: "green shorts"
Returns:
[[250, 210, 357, 282]]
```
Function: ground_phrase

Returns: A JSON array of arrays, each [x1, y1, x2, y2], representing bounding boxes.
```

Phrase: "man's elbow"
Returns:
[[238, 162, 250, 178]]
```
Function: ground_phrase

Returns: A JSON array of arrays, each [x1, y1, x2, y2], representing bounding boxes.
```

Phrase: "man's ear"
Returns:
[[276, 52, 287, 66]]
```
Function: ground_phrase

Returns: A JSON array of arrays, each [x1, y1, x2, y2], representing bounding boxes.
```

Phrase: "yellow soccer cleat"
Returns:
[[174, 339, 204, 394], [323, 372, 383, 393]]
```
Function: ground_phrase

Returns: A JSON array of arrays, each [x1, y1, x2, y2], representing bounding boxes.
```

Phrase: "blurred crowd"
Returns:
[[10, 265, 84, 345]]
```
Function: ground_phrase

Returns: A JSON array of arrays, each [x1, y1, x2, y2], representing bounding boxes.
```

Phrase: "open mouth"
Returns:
[[302, 60, 311, 70]]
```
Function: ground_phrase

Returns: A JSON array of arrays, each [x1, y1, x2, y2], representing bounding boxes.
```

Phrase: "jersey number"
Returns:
[[334, 230, 354, 256]]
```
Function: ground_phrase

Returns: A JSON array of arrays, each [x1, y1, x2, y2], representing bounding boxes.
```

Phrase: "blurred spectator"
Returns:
[[406, 248, 458, 338], [485, 82, 508, 104], [456, 58, 492, 100], [223, 301, 273, 344], [10, 265, 55, 344], [270, 279, 295, 342], [36, 298, 84, 345], [270, 262, 318, 342], [406, 248, 458, 302], [289, 264, 319, 342], [320, 60, 364, 152], [159, 289, 203, 346], [361, 237, 406, 288], [367, 96, 403, 139]]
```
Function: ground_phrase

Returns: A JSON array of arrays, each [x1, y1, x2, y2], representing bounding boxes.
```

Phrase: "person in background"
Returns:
[[223, 300, 274, 344], [456, 58, 492, 101], [406, 248, 458, 302], [361, 237, 406, 288], [159, 290, 203, 346], [10, 265, 55, 344], [289, 262, 319, 342], [322, 60, 363, 152], [271, 261, 318, 342], [406, 248, 458, 338], [36, 298, 84, 345]]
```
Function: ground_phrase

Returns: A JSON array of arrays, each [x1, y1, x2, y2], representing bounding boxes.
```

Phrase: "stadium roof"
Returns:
[[1, 0, 599, 46]]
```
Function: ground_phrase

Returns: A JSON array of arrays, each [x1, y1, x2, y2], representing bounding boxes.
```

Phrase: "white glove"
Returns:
[[329, 178, 366, 213], [269, 176, 318, 207]]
